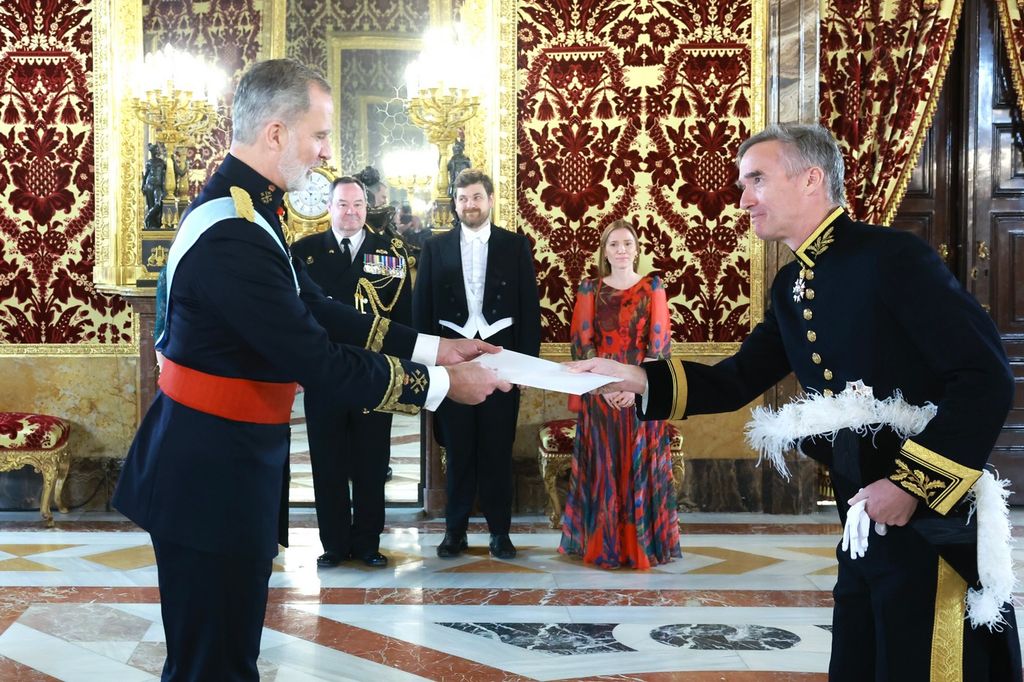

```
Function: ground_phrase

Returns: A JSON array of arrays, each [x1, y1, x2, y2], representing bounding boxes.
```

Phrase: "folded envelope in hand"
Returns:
[[474, 349, 618, 395]]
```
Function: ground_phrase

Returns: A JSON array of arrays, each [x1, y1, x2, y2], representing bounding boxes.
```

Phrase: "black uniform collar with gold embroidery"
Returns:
[[218, 153, 286, 217], [793, 206, 845, 268]]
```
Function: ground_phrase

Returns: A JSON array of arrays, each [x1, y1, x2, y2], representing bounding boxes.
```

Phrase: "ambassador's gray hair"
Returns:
[[231, 59, 330, 144], [737, 124, 847, 206]]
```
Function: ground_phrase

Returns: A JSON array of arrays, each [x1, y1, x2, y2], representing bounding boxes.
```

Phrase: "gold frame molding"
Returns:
[[327, 33, 424, 169], [92, 0, 145, 297]]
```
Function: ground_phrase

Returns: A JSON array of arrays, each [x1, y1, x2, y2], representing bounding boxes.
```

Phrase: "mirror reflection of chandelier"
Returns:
[[130, 45, 226, 230], [382, 147, 436, 196], [404, 24, 483, 227]]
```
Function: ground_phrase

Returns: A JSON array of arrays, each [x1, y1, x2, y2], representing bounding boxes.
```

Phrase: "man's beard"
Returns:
[[279, 141, 311, 192], [458, 207, 489, 229]]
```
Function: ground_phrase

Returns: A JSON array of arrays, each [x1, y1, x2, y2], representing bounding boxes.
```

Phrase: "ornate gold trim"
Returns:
[[539, 342, 737, 359], [749, 0, 768, 330], [931, 557, 966, 682], [497, 0, 516, 228], [263, 0, 287, 59], [881, 0, 964, 226], [667, 357, 688, 420], [326, 33, 424, 166], [0, 315, 141, 356], [0, 444, 71, 527], [795, 207, 844, 267], [367, 317, 391, 352], [898, 439, 981, 514], [93, 0, 146, 291], [375, 356, 420, 415]]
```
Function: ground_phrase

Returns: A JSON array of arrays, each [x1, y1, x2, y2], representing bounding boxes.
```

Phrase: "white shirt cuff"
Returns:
[[639, 384, 650, 413], [424, 365, 449, 411], [413, 334, 440, 366]]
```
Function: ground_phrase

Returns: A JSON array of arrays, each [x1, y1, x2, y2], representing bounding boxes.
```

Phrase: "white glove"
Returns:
[[842, 499, 869, 559], [841, 498, 888, 560]]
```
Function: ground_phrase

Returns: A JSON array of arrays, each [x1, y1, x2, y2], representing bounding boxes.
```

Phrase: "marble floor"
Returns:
[[0, 508, 1020, 681]]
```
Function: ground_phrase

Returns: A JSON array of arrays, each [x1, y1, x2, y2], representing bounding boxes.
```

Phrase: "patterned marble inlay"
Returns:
[[650, 623, 801, 650], [18, 604, 151, 642], [438, 622, 635, 655], [84, 545, 155, 570]]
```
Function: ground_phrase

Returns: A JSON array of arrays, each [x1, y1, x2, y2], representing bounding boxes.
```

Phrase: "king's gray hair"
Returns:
[[231, 59, 330, 144]]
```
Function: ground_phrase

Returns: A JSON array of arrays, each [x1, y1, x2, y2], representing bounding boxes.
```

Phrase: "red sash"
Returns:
[[158, 358, 297, 425]]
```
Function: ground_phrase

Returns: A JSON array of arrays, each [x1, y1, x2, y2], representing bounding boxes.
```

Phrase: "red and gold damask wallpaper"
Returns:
[[0, 0, 132, 345], [517, 0, 762, 344]]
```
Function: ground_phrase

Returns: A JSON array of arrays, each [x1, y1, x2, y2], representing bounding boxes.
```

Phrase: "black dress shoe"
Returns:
[[316, 551, 345, 567], [436, 532, 468, 558], [385, 466, 393, 482], [358, 551, 388, 568], [489, 533, 516, 559]]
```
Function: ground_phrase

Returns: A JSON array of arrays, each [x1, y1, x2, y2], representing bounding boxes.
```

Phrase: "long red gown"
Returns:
[[559, 275, 681, 569]]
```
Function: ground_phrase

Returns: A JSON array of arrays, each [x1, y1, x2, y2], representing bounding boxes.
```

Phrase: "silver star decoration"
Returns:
[[792, 278, 806, 302], [844, 380, 873, 398]]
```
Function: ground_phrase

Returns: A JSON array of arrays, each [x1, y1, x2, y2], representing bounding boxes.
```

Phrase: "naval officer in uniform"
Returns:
[[291, 175, 413, 568]]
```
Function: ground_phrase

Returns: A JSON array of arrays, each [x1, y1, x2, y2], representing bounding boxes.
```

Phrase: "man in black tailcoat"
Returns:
[[413, 168, 541, 559]]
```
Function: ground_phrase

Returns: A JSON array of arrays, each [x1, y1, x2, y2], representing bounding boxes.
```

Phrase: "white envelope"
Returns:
[[474, 348, 618, 395]]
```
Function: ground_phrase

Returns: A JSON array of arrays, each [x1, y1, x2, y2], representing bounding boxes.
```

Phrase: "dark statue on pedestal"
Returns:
[[142, 143, 166, 230]]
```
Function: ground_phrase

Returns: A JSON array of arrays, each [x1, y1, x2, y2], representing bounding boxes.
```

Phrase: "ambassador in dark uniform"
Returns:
[[413, 168, 542, 559], [112, 59, 508, 682], [291, 176, 412, 568], [571, 124, 1020, 681]]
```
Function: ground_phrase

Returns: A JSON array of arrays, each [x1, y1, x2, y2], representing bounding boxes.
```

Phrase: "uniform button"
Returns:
[[807, 330, 817, 342], [803, 308, 813, 320], [824, 369, 833, 380], [804, 269, 814, 281], [823, 388, 834, 397], [496, 294, 501, 300], [805, 289, 815, 300], [812, 353, 821, 364]]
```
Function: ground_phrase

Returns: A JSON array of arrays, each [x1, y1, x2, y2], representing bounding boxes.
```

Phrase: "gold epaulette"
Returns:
[[229, 186, 256, 222]]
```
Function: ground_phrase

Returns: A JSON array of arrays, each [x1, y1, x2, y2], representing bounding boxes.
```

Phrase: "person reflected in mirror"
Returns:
[[291, 176, 412, 569], [567, 123, 1019, 681], [113, 58, 510, 682], [413, 168, 542, 560], [559, 219, 679, 569]]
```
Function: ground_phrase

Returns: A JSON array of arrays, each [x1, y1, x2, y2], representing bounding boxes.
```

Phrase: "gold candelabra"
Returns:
[[404, 25, 483, 227], [131, 45, 224, 230]]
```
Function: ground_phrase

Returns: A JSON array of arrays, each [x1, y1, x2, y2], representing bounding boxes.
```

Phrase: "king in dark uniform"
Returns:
[[113, 59, 507, 681], [570, 124, 1021, 681], [290, 175, 413, 568]]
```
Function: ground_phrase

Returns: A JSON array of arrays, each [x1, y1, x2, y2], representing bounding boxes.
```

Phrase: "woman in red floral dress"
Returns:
[[559, 220, 680, 569]]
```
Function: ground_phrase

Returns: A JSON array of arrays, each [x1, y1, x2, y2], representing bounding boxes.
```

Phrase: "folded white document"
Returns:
[[474, 348, 618, 395]]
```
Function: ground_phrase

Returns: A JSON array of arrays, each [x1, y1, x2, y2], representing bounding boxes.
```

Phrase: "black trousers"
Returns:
[[435, 387, 518, 535], [306, 396, 392, 556], [829, 472, 1022, 681], [151, 535, 272, 681]]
